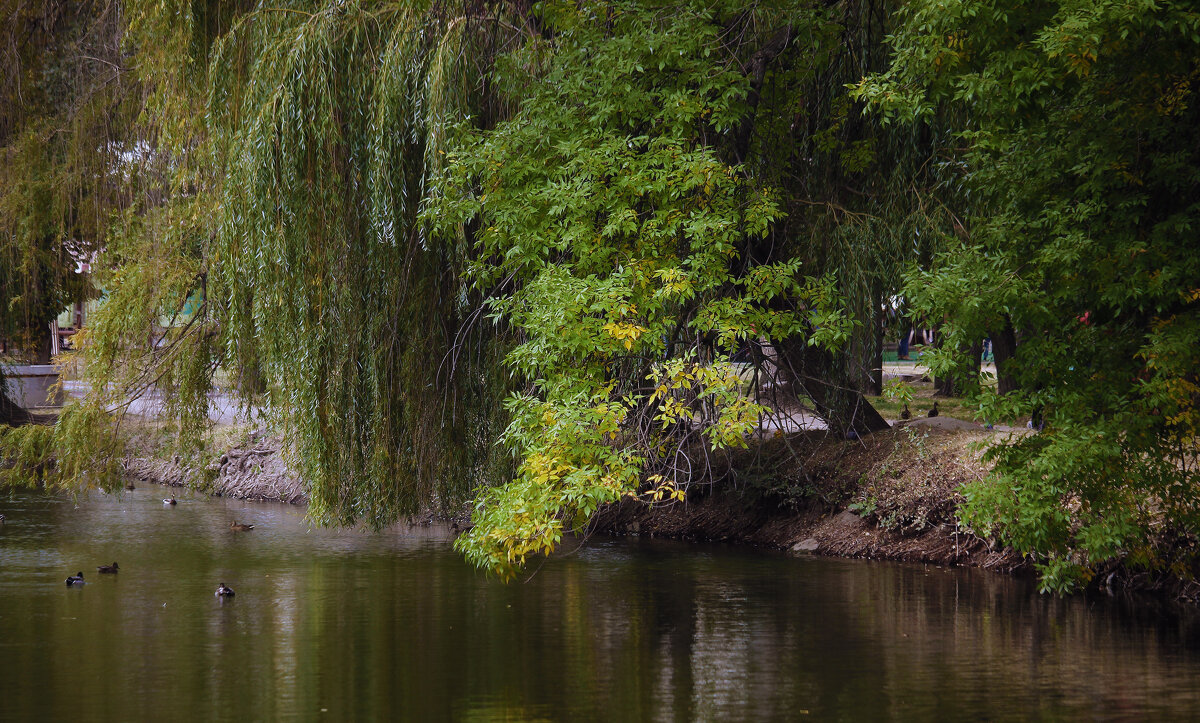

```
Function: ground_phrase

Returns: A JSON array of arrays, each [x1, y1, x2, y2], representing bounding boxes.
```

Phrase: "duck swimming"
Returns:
[[229, 521, 254, 531], [163, 497, 177, 505], [97, 562, 119, 574], [66, 572, 86, 586], [215, 583, 235, 597]]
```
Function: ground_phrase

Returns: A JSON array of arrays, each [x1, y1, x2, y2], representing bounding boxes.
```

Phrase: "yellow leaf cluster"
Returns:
[[601, 321, 648, 350]]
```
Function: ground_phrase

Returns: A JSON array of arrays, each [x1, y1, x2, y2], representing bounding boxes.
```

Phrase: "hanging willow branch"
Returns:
[[203, 1, 522, 525]]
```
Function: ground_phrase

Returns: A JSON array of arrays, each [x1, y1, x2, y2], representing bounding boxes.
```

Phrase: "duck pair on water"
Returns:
[[66, 562, 120, 585], [113, 481, 175, 501]]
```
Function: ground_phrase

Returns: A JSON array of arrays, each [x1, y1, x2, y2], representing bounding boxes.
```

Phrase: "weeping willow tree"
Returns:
[[733, 0, 967, 430], [5, 1, 523, 506], [201, 2, 521, 523], [1, 0, 233, 477], [6, 0, 957, 577], [56, 0, 526, 518]]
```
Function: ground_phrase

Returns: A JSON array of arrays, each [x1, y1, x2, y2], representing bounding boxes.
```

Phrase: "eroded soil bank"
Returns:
[[124, 417, 1024, 565], [123, 432, 305, 504], [591, 418, 1029, 574]]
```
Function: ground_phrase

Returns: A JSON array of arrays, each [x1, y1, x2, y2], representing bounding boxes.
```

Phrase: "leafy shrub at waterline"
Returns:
[[857, 0, 1200, 590]]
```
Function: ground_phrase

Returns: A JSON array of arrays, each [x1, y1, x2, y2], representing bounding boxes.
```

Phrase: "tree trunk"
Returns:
[[1, 384, 32, 426], [774, 339, 890, 437], [869, 301, 884, 397], [34, 324, 53, 364], [934, 372, 954, 397], [990, 319, 1020, 395], [932, 327, 954, 397], [934, 338, 982, 397]]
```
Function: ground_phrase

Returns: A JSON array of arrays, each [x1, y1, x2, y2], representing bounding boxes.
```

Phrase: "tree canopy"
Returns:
[[1, 0, 1197, 590], [856, 0, 1200, 589], [1, 0, 129, 372]]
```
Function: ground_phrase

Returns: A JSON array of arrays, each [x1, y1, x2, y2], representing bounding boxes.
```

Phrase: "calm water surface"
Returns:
[[2, 487, 1200, 721]]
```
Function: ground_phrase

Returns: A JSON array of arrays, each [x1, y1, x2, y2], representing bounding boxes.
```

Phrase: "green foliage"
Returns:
[[430, 1, 876, 576], [0, 423, 56, 488], [22, 0, 1196, 595], [847, 498, 877, 518], [429, 0, 916, 574], [6, 0, 936, 578], [0, 126, 84, 346], [1, 0, 129, 359], [5, 1, 521, 519], [0, 400, 126, 491], [860, 0, 1200, 589], [199, 1, 516, 526], [883, 379, 914, 407]]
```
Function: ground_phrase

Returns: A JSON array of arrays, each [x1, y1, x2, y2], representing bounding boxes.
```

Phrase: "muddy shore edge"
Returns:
[[122, 419, 1025, 569], [124, 437, 306, 505], [122, 419, 1200, 602]]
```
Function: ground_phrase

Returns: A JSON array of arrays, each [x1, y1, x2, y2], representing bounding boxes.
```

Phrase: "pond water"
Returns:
[[2, 487, 1200, 720]]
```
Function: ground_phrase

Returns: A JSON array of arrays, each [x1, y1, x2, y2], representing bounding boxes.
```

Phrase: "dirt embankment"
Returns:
[[125, 418, 1026, 571], [123, 416, 1035, 569], [123, 434, 305, 504], [592, 418, 1029, 573]]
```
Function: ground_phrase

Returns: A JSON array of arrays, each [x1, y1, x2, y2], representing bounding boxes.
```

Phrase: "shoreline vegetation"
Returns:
[[116, 409, 1200, 604], [3, 0, 1197, 595]]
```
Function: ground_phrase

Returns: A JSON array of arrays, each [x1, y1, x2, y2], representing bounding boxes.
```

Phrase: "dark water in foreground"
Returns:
[[2, 488, 1200, 721]]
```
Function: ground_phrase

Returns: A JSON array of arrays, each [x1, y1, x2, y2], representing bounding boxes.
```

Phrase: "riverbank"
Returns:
[[120, 416, 1200, 602], [592, 418, 1028, 574], [123, 417, 1026, 565], [122, 427, 306, 505]]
